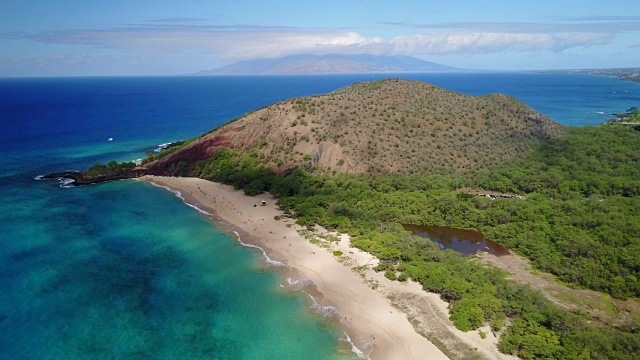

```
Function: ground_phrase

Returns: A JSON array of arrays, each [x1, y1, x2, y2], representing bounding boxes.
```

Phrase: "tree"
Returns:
[[450, 298, 485, 331]]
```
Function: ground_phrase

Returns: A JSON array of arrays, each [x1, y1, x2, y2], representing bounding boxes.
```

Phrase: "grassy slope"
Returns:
[[266, 79, 566, 174], [145, 79, 566, 176]]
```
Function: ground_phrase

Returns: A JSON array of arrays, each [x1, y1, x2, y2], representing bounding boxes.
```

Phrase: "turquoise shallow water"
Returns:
[[0, 74, 638, 359], [1, 179, 351, 359]]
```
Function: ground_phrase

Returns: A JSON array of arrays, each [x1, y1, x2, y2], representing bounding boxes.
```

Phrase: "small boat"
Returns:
[[107, 138, 113, 141]]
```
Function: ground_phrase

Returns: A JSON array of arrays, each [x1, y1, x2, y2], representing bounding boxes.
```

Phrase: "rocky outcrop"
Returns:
[[40, 170, 144, 186]]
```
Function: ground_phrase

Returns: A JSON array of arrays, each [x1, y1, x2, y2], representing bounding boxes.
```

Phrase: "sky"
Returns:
[[1, 0, 639, 76]]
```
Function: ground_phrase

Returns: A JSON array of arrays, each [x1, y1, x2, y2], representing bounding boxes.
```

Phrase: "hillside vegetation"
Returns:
[[172, 125, 640, 359], [179, 124, 640, 301], [145, 79, 565, 176], [478, 126, 640, 299], [604, 106, 640, 127], [130, 82, 640, 359]]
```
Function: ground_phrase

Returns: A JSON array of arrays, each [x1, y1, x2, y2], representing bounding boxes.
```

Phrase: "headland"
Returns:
[[138, 175, 511, 360]]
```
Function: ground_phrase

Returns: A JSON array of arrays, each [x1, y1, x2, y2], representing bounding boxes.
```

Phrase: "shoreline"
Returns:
[[139, 175, 509, 360]]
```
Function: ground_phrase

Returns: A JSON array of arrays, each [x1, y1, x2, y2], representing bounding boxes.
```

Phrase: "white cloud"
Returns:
[[10, 21, 619, 64], [380, 19, 640, 34], [386, 32, 612, 55]]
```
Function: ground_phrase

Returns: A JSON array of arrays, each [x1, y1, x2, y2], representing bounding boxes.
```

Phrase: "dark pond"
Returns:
[[403, 224, 510, 257]]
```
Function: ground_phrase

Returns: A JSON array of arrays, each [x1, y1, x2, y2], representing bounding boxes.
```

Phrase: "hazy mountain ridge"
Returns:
[[145, 79, 566, 176], [196, 54, 459, 75]]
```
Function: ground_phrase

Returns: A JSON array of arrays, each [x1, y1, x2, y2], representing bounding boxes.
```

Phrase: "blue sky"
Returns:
[[1, 0, 639, 76]]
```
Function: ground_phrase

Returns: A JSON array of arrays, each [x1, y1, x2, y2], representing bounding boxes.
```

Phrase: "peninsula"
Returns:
[[44, 79, 640, 360]]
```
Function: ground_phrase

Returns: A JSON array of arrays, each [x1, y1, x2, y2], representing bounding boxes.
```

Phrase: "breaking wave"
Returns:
[[233, 231, 287, 267], [147, 181, 212, 217], [286, 277, 313, 291], [342, 332, 371, 360]]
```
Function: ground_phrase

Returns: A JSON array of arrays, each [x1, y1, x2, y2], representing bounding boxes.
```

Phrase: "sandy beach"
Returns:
[[139, 175, 512, 360]]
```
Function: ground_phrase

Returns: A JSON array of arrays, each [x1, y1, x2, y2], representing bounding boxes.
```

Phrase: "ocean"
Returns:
[[1, 73, 638, 359]]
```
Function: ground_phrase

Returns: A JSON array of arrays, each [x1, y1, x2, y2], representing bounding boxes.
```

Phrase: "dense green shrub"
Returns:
[[86, 160, 136, 177], [163, 122, 640, 359]]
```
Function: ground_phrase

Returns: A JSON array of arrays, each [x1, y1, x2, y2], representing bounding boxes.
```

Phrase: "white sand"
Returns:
[[139, 176, 510, 360]]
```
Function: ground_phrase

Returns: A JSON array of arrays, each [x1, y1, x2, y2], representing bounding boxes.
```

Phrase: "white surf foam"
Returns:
[[307, 293, 339, 318], [147, 181, 212, 216], [35, 173, 81, 188], [59, 178, 75, 188], [153, 140, 182, 154], [36, 175, 76, 188], [342, 332, 371, 360], [233, 231, 287, 267], [184, 202, 213, 216], [147, 181, 181, 197], [286, 277, 313, 291]]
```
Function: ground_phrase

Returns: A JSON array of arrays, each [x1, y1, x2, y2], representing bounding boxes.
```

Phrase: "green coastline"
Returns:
[[77, 79, 640, 359]]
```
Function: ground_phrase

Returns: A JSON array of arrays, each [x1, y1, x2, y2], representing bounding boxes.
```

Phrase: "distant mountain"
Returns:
[[195, 54, 460, 75]]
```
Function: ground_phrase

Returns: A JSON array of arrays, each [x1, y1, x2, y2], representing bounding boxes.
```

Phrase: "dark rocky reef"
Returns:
[[39, 170, 145, 187]]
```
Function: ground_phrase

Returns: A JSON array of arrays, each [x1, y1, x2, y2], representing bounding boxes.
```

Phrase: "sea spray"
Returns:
[[59, 178, 75, 188], [34, 174, 79, 188]]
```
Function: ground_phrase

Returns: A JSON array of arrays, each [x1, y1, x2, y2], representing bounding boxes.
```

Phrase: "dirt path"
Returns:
[[481, 252, 640, 327]]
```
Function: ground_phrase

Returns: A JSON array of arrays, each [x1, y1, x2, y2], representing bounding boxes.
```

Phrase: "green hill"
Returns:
[[87, 82, 640, 360], [144, 79, 566, 176]]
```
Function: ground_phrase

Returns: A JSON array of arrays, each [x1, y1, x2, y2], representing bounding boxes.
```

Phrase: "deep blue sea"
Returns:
[[1, 73, 638, 359]]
